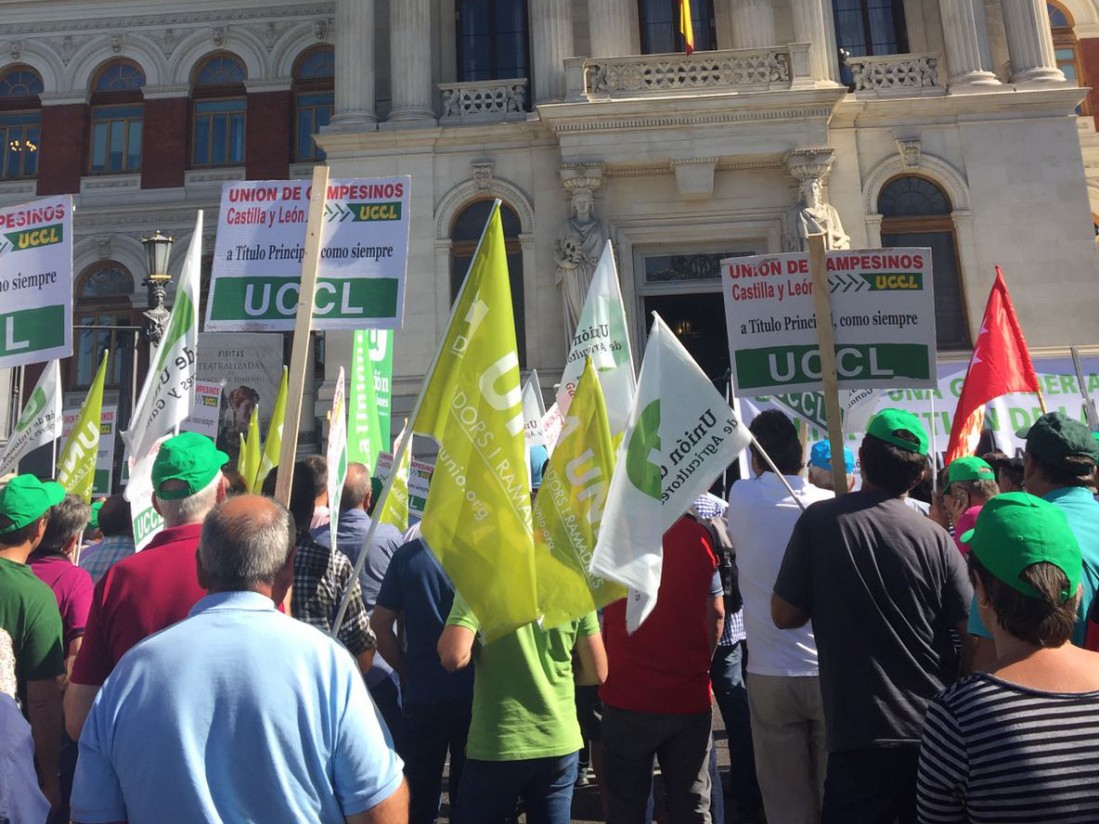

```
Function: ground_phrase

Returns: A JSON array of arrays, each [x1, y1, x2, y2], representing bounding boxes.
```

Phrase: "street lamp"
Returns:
[[140, 229, 174, 345]]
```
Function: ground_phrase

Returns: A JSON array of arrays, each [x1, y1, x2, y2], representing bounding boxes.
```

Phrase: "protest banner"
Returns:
[[242, 406, 261, 491], [205, 177, 411, 332], [376, 426, 411, 533], [0, 360, 62, 476], [196, 332, 283, 454], [348, 329, 392, 470], [522, 370, 547, 449], [58, 353, 108, 501], [127, 436, 168, 551], [180, 381, 223, 440], [0, 196, 73, 369], [374, 449, 433, 521], [326, 367, 348, 551], [722, 247, 937, 396]]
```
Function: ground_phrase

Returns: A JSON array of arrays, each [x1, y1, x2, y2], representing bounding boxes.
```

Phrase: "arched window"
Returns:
[[1049, 2, 1089, 114], [450, 200, 526, 365], [293, 47, 334, 162], [71, 261, 135, 389], [834, 0, 908, 57], [0, 65, 42, 181], [639, 0, 716, 54], [88, 60, 144, 174], [191, 53, 246, 167], [457, 0, 530, 94], [878, 176, 968, 349]]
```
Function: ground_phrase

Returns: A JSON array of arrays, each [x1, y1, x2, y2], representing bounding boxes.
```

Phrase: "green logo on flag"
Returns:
[[626, 400, 662, 500], [15, 387, 45, 432]]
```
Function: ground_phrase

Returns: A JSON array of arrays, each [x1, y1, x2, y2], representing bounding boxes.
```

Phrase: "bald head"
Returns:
[[197, 495, 296, 596], [340, 463, 372, 513]]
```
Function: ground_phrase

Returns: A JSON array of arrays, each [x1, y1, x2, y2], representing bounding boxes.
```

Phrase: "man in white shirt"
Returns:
[[727, 411, 833, 824]]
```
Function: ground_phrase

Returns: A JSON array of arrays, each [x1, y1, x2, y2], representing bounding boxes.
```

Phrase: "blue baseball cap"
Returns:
[[530, 444, 549, 490], [809, 440, 854, 474]]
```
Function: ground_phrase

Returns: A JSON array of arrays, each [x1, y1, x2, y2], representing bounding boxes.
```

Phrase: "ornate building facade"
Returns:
[[0, 0, 1096, 437]]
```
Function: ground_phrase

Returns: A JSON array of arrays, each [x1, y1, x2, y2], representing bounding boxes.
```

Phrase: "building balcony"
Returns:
[[565, 44, 816, 101], [438, 78, 529, 125], [844, 53, 944, 99]]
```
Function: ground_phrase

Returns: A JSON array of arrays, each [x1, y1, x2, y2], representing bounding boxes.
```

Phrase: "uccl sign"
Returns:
[[722, 249, 937, 396]]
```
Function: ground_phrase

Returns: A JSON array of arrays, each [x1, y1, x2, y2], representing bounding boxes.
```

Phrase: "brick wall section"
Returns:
[[1080, 38, 1099, 126], [37, 104, 87, 196], [142, 97, 188, 189], [245, 90, 291, 180]]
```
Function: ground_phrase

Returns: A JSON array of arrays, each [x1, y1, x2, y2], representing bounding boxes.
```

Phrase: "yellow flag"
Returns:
[[679, 0, 695, 54], [58, 352, 109, 503], [377, 425, 411, 533], [412, 202, 537, 642], [237, 433, 247, 476], [257, 367, 287, 490], [243, 405, 261, 492], [534, 358, 625, 628]]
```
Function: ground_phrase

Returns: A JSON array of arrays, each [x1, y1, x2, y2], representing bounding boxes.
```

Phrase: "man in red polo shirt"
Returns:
[[600, 515, 724, 821], [64, 432, 229, 740]]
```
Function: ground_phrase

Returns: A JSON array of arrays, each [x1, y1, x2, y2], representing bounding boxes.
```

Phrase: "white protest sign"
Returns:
[[127, 435, 168, 551], [205, 178, 412, 331], [61, 405, 116, 495], [723, 249, 937, 396], [181, 381, 223, 440], [0, 196, 73, 368]]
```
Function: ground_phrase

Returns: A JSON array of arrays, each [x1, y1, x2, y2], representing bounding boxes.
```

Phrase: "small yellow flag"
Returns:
[[58, 352, 109, 503], [534, 358, 625, 628], [257, 367, 288, 490], [243, 405, 261, 492], [377, 424, 411, 534]]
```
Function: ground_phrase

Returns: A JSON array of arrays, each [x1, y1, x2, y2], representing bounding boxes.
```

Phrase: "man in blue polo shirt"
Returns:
[[71, 495, 407, 823], [968, 412, 1099, 668]]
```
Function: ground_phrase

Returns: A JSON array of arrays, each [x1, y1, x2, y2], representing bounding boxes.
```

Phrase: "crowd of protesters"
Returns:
[[2, 406, 1099, 823]]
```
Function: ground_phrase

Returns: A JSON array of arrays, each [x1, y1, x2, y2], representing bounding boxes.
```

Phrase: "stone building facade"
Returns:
[[0, 0, 1096, 440]]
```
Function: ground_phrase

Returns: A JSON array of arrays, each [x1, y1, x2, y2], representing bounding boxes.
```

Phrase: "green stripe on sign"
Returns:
[[735, 343, 930, 390], [0, 305, 65, 355], [208, 277, 399, 322]]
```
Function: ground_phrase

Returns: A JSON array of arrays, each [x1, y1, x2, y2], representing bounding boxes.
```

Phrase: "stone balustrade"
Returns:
[[576, 44, 815, 99], [438, 79, 529, 124], [845, 53, 945, 97]]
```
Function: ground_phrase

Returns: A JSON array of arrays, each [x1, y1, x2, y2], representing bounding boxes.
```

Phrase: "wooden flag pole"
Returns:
[[274, 165, 329, 508], [807, 233, 848, 496]]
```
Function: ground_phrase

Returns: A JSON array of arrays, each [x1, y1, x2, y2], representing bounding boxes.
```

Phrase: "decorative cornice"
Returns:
[[549, 106, 838, 134], [0, 5, 334, 36]]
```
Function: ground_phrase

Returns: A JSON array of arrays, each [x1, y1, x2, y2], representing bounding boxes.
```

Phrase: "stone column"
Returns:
[[388, 0, 436, 124], [790, 0, 834, 83], [328, 0, 376, 131], [1001, 0, 1065, 84], [532, 0, 574, 102], [938, 0, 1000, 88], [729, 0, 775, 49], [589, 0, 634, 57]]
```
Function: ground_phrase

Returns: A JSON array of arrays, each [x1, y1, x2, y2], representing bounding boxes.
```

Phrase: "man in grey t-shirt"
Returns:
[[772, 409, 971, 824]]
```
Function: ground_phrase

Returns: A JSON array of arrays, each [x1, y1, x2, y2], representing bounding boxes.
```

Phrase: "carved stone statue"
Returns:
[[555, 187, 607, 338], [785, 177, 851, 252]]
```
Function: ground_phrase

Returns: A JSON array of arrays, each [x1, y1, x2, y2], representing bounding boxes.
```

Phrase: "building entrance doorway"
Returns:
[[643, 292, 730, 385]]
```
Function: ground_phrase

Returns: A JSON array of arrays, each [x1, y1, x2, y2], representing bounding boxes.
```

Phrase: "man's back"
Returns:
[[774, 491, 971, 751], [71, 524, 205, 686], [72, 591, 403, 823], [292, 533, 376, 657], [0, 557, 63, 696], [313, 509, 403, 611], [1045, 486, 1099, 644]]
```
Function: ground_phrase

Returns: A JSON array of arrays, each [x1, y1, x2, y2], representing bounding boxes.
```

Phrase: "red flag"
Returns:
[[679, 0, 695, 54], [944, 267, 1040, 463]]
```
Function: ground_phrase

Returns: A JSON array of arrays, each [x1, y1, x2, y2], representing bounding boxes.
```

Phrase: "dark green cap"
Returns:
[[1016, 412, 1099, 472], [0, 475, 65, 534], [961, 491, 1081, 603], [151, 432, 229, 501], [946, 456, 995, 486], [865, 408, 929, 456]]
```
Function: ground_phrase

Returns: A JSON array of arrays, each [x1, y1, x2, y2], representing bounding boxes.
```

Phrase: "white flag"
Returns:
[[122, 211, 203, 464], [522, 370, 547, 448], [0, 361, 62, 476], [842, 388, 881, 434], [326, 367, 348, 553], [557, 240, 637, 437], [590, 315, 751, 632]]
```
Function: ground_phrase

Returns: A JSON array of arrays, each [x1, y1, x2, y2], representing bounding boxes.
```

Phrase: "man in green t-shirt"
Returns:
[[438, 593, 606, 824], [0, 474, 67, 815]]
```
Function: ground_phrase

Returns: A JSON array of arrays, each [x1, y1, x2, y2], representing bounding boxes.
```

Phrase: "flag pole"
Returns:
[[331, 199, 505, 636], [929, 390, 939, 497], [807, 233, 848, 496], [747, 433, 808, 513], [1071, 346, 1098, 429]]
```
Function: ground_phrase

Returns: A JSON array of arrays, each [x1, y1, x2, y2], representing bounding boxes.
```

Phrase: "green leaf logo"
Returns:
[[626, 400, 662, 500]]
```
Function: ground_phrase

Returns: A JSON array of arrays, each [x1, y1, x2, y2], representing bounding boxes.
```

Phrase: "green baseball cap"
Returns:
[[1016, 412, 1099, 471], [946, 456, 996, 486], [865, 408, 929, 456], [89, 500, 104, 530], [961, 491, 1081, 603], [0, 474, 65, 534], [151, 432, 229, 501]]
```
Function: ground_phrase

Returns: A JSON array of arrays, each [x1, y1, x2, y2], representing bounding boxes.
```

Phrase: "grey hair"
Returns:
[[197, 496, 295, 591], [808, 465, 835, 491], [155, 472, 222, 527], [34, 494, 90, 557]]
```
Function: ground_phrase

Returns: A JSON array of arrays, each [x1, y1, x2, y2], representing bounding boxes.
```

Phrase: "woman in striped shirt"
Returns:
[[917, 492, 1099, 823]]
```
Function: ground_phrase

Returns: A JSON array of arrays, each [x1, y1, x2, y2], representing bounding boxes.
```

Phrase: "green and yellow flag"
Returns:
[[412, 201, 537, 642], [534, 358, 625, 628], [58, 352, 108, 503], [378, 424, 411, 534], [257, 367, 287, 490], [242, 405, 261, 492]]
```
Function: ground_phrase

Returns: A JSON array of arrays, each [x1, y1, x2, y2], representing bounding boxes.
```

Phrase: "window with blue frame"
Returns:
[[638, 0, 716, 54], [293, 47, 334, 162], [191, 54, 247, 167], [89, 61, 145, 174], [0, 66, 42, 181]]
